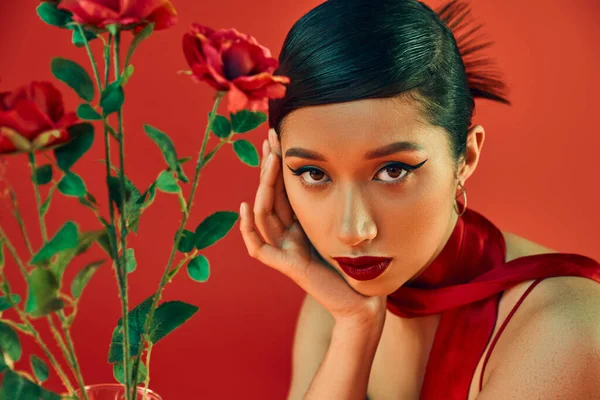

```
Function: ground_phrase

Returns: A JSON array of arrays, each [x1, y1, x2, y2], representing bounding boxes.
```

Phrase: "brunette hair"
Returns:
[[268, 0, 510, 166]]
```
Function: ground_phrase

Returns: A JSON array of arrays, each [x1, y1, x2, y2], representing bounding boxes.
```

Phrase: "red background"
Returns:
[[0, 0, 599, 398]]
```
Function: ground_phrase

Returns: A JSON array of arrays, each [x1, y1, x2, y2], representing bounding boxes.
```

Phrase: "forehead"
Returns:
[[280, 97, 446, 154]]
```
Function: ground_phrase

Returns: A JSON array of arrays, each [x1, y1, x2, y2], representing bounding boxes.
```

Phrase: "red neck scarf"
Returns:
[[386, 208, 600, 399]]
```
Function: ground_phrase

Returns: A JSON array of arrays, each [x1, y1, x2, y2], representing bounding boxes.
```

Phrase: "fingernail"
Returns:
[[239, 202, 245, 218]]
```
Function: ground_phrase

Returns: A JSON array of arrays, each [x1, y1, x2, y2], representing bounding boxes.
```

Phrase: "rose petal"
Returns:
[[226, 85, 250, 113], [60, 0, 121, 27], [0, 100, 54, 139]]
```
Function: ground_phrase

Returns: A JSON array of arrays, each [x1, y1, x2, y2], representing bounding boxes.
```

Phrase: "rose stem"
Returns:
[[129, 92, 224, 393]]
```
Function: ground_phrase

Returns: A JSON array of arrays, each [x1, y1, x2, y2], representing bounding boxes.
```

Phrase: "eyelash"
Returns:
[[286, 160, 428, 189]]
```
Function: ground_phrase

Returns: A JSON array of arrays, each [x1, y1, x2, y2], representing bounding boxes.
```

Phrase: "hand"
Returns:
[[239, 129, 387, 326]]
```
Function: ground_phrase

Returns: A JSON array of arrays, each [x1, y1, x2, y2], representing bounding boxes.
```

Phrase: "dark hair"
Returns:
[[268, 0, 509, 169]]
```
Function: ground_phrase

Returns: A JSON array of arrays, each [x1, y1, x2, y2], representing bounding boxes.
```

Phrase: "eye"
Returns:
[[374, 163, 411, 183], [288, 167, 330, 186]]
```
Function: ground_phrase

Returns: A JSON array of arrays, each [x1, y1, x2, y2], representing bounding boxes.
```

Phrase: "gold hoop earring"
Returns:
[[454, 182, 467, 216]]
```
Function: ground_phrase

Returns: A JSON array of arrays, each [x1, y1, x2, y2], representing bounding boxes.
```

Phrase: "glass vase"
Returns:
[[73, 384, 162, 400]]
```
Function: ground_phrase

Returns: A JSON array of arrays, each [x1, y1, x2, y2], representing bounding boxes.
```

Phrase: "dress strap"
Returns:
[[478, 278, 545, 392]]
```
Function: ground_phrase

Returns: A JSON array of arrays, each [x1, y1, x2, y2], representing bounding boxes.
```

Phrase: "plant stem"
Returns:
[[57, 312, 89, 400], [46, 315, 78, 376], [9, 190, 34, 256], [129, 92, 224, 391], [0, 225, 29, 280], [28, 152, 48, 242], [76, 23, 102, 94], [114, 30, 133, 400], [141, 340, 153, 400]]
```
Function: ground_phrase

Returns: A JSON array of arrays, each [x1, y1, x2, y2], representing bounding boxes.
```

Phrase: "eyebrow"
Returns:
[[284, 141, 424, 161]]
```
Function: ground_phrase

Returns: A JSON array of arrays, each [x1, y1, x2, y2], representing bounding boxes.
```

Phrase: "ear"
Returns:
[[456, 124, 485, 184]]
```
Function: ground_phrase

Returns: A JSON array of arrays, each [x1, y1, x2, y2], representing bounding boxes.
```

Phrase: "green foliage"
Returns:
[[124, 22, 155, 67], [100, 81, 125, 115], [30, 355, 49, 383], [0, 294, 21, 311], [51, 229, 107, 282], [40, 185, 57, 217], [233, 139, 259, 167], [156, 171, 180, 193], [211, 114, 231, 138], [0, 322, 21, 362], [30, 221, 79, 266], [58, 171, 86, 197], [107, 173, 149, 233], [143, 124, 188, 183], [32, 164, 52, 185], [51, 57, 94, 102], [187, 255, 210, 283], [36, 2, 72, 28], [120, 65, 135, 86], [72, 25, 97, 47], [125, 248, 136, 273], [0, 370, 60, 400], [176, 230, 195, 253], [76, 104, 102, 120], [108, 296, 198, 363], [71, 260, 104, 299], [113, 360, 147, 385], [230, 110, 267, 133], [28, 269, 64, 317], [54, 122, 94, 171], [194, 211, 239, 250]]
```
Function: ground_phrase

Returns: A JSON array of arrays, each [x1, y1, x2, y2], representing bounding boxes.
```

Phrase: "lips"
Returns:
[[332, 256, 393, 281]]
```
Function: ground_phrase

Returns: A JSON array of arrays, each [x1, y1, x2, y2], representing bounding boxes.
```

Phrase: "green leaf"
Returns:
[[71, 260, 104, 299], [30, 355, 49, 383], [32, 164, 53, 185], [40, 185, 57, 217], [100, 81, 125, 115], [30, 221, 79, 266], [36, 2, 72, 28], [0, 369, 61, 400], [76, 103, 101, 120], [148, 301, 198, 344], [113, 360, 147, 385], [124, 23, 155, 67], [156, 171, 180, 193], [71, 25, 97, 47], [51, 57, 94, 102], [211, 115, 231, 138], [58, 171, 86, 197], [143, 124, 188, 183], [0, 294, 21, 311], [28, 269, 64, 317], [125, 248, 136, 273], [51, 230, 105, 282], [54, 122, 94, 171], [120, 64, 134, 86], [176, 230, 195, 253], [108, 295, 154, 363], [194, 211, 239, 250], [0, 322, 21, 362], [230, 110, 268, 133], [24, 285, 37, 315], [187, 255, 210, 282], [233, 139, 259, 167]]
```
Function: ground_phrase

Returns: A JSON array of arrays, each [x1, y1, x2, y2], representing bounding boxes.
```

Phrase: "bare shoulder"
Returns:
[[479, 231, 600, 397]]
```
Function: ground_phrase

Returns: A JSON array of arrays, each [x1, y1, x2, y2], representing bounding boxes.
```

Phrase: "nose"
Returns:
[[335, 186, 378, 247]]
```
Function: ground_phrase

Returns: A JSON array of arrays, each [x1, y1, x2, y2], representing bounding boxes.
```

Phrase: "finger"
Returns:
[[271, 153, 295, 226], [260, 139, 270, 180], [239, 202, 286, 270], [268, 129, 281, 157], [254, 153, 286, 245]]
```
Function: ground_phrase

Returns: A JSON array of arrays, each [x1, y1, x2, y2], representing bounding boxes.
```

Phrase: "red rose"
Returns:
[[0, 81, 78, 154], [183, 24, 290, 112], [58, 0, 177, 31]]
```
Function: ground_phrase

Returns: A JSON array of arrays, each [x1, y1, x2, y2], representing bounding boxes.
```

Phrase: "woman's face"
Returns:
[[279, 97, 468, 296]]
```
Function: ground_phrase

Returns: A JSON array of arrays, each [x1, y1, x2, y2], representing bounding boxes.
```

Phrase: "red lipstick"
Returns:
[[332, 256, 392, 281]]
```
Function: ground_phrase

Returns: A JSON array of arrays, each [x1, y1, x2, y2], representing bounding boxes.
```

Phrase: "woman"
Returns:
[[239, 0, 600, 398]]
